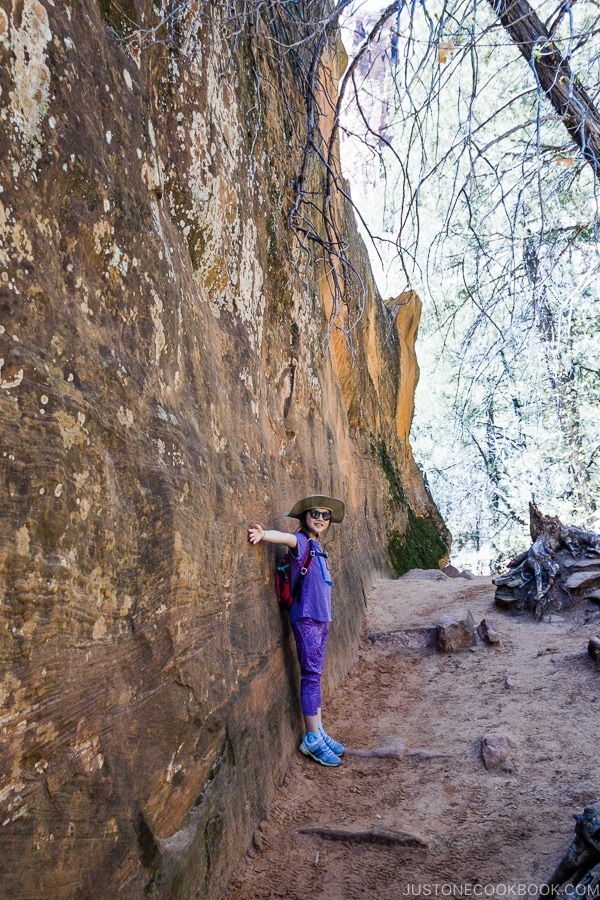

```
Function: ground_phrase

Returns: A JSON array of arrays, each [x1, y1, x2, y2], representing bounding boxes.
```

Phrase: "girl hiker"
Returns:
[[247, 494, 346, 767]]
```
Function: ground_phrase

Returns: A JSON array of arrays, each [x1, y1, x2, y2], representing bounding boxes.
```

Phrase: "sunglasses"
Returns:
[[308, 509, 331, 521]]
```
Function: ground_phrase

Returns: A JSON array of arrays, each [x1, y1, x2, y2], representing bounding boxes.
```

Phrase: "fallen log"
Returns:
[[493, 502, 600, 618], [297, 826, 427, 848]]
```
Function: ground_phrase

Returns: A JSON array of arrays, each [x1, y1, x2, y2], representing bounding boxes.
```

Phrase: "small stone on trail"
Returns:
[[481, 733, 517, 770], [477, 618, 500, 644], [588, 636, 600, 662], [443, 564, 461, 578], [437, 608, 477, 652]]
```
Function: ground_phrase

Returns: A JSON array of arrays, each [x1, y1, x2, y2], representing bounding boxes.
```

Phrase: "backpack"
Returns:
[[275, 539, 316, 609]]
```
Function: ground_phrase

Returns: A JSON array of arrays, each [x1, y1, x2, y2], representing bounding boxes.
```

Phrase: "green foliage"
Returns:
[[387, 510, 449, 576]]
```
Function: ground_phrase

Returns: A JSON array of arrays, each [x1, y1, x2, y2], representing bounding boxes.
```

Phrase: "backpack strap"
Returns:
[[292, 539, 317, 601]]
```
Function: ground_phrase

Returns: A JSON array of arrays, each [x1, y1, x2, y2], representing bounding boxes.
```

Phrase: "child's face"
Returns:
[[306, 508, 331, 538]]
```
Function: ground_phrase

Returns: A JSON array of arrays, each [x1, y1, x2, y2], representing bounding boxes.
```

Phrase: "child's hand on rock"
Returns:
[[248, 524, 264, 544]]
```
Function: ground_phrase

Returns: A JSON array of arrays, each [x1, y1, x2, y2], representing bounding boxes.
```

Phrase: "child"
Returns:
[[248, 494, 346, 767]]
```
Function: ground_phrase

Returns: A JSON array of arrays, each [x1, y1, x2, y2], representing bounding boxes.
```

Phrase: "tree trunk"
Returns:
[[523, 234, 596, 516], [488, 0, 600, 179]]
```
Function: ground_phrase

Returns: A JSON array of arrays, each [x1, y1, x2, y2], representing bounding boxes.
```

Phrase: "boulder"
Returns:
[[401, 568, 449, 581], [437, 609, 477, 652]]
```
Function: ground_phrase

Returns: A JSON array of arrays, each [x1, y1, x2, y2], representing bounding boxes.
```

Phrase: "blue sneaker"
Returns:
[[299, 732, 341, 767], [319, 725, 345, 756]]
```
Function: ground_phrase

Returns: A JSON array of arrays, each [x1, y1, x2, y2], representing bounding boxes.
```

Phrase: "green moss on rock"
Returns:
[[372, 437, 406, 508], [371, 436, 449, 574], [388, 509, 449, 576]]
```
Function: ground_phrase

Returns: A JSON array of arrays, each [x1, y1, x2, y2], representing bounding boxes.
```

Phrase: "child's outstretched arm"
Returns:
[[247, 524, 298, 549]]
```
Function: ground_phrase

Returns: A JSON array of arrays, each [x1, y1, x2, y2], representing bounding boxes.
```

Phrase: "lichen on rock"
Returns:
[[7, 0, 53, 164]]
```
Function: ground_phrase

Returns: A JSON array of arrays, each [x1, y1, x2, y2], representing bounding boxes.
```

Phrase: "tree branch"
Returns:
[[488, 0, 600, 178]]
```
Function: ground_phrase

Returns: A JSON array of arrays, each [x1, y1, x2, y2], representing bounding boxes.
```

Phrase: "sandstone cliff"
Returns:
[[0, 2, 448, 896]]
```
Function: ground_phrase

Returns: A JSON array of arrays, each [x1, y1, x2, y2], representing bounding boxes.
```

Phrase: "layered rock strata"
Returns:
[[0, 2, 448, 896]]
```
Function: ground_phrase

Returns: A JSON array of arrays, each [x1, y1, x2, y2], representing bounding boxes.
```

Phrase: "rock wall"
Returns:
[[0, 2, 448, 897]]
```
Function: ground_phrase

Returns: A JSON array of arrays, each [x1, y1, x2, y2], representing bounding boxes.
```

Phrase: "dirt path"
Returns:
[[225, 573, 600, 898]]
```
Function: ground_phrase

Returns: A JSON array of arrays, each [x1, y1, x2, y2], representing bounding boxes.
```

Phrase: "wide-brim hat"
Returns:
[[285, 494, 345, 524]]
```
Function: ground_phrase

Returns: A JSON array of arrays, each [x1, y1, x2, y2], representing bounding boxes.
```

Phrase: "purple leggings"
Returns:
[[291, 618, 330, 717]]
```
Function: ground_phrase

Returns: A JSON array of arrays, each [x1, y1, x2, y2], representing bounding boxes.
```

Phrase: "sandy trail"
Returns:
[[225, 574, 600, 898]]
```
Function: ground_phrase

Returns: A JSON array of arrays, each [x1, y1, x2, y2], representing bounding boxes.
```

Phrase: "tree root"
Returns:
[[546, 801, 600, 892], [297, 826, 427, 848], [344, 747, 404, 760], [493, 502, 600, 618]]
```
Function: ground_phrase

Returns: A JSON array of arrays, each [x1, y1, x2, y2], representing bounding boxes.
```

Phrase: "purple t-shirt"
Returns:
[[288, 531, 333, 624]]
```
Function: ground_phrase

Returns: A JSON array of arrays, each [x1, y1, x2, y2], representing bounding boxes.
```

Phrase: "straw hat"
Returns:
[[285, 494, 345, 524]]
